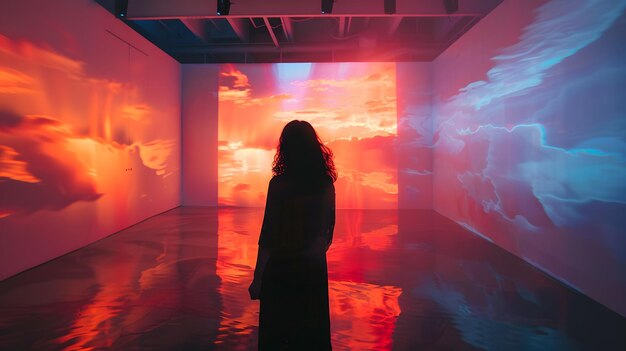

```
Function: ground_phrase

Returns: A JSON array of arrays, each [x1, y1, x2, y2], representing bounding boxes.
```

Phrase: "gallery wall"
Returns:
[[0, 0, 181, 280], [181, 65, 219, 206], [397, 62, 433, 209], [432, 0, 626, 316]]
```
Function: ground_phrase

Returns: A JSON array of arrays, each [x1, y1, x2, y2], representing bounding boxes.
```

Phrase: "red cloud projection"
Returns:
[[0, 111, 101, 217], [218, 63, 398, 209]]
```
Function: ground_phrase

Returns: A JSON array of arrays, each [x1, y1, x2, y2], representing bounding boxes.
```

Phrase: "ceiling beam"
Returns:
[[126, 0, 499, 19], [226, 18, 250, 42], [168, 43, 437, 54], [338, 17, 346, 37], [280, 18, 293, 41], [263, 17, 279, 48], [180, 18, 210, 43], [363, 17, 371, 29], [387, 16, 403, 35]]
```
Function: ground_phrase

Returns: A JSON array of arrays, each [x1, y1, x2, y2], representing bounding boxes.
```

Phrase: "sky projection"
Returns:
[[0, 0, 181, 280], [432, 0, 626, 315], [217, 63, 398, 209], [0, 35, 177, 219]]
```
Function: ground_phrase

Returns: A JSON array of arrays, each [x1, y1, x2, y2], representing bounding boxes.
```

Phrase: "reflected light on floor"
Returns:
[[0, 207, 624, 350]]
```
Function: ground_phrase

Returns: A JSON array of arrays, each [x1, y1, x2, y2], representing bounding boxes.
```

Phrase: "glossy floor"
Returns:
[[0, 207, 625, 350]]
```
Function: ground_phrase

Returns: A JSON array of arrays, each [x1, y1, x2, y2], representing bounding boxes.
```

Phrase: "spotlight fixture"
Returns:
[[115, 0, 128, 19], [384, 0, 396, 15], [321, 0, 334, 14], [444, 0, 459, 14], [217, 0, 231, 16]]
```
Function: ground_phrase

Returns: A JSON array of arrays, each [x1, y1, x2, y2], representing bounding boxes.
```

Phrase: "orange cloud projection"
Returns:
[[0, 34, 177, 218], [218, 63, 398, 209]]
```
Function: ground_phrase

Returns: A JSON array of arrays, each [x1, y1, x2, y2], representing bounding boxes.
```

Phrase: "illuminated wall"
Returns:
[[432, 0, 626, 316], [397, 62, 433, 209], [182, 65, 219, 206], [217, 63, 400, 209], [0, 0, 181, 280]]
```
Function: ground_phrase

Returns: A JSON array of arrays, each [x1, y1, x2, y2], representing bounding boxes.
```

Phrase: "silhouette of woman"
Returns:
[[249, 120, 336, 350]]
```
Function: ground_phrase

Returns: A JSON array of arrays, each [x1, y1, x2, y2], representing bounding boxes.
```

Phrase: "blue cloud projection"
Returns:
[[455, 0, 626, 111], [433, 0, 626, 315]]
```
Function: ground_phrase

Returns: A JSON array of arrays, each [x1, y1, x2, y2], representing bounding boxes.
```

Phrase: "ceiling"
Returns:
[[96, 0, 503, 63]]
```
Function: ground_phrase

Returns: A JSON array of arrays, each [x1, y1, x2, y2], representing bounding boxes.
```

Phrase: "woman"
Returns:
[[249, 120, 336, 350]]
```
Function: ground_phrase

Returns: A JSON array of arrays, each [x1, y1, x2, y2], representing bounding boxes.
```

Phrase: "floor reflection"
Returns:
[[0, 207, 624, 350]]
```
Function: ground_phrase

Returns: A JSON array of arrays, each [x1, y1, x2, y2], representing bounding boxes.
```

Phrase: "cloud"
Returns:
[[218, 148, 244, 180], [291, 73, 394, 91], [364, 96, 396, 115], [219, 66, 294, 107], [0, 67, 37, 94], [219, 66, 252, 102], [361, 172, 398, 195], [242, 93, 294, 107], [220, 65, 250, 89], [273, 108, 396, 138], [233, 183, 251, 192], [0, 34, 85, 78], [134, 139, 176, 176], [454, 123, 626, 229], [433, 0, 626, 235], [122, 104, 151, 123], [0, 111, 101, 217], [450, 0, 626, 110], [218, 145, 274, 206], [0, 145, 39, 183], [0, 107, 178, 217]]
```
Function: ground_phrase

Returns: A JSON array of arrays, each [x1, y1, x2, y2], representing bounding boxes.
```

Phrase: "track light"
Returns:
[[217, 0, 231, 16], [384, 0, 396, 15], [321, 0, 334, 14], [115, 0, 128, 19], [444, 0, 458, 14]]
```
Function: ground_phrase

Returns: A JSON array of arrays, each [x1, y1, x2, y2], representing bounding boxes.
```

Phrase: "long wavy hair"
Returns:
[[272, 120, 337, 182]]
